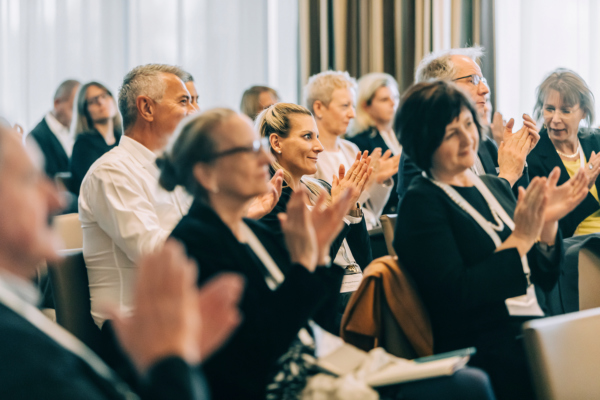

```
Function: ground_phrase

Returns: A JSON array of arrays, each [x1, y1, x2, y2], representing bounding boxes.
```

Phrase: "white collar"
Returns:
[[44, 112, 69, 137], [0, 270, 39, 307], [119, 136, 160, 176]]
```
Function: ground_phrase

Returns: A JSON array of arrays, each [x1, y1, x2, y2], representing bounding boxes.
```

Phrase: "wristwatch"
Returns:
[[348, 202, 363, 218]]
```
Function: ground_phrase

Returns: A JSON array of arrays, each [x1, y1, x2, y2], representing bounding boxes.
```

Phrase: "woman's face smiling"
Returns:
[[272, 114, 323, 178], [430, 107, 479, 178]]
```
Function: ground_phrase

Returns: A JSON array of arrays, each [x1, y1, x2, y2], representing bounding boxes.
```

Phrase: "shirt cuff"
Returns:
[[343, 215, 362, 225]]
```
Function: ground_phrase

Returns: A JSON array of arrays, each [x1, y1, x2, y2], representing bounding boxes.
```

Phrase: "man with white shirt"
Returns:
[[79, 64, 197, 328], [27, 79, 80, 179]]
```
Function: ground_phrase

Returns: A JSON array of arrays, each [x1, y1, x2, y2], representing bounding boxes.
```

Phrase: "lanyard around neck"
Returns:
[[240, 222, 285, 290]]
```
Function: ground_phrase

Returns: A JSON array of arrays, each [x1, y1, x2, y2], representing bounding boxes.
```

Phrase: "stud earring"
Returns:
[[278, 150, 282, 154]]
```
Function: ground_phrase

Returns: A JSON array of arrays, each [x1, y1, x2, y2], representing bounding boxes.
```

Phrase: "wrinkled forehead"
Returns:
[[450, 55, 482, 78]]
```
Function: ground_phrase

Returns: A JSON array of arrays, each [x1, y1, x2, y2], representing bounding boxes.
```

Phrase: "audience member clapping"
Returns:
[[528, 68, 600, 237], [393, 80, 588, 400]]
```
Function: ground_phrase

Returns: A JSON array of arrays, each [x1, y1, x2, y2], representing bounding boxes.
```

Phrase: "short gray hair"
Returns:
[[415, 46, 485, 83], [118, 64, 188, 131], [303, 71, 357, 113], [533, 68, 595, 126]]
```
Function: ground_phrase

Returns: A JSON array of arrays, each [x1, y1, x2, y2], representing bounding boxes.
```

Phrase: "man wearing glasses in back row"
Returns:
[[396, 46, 538, 200]]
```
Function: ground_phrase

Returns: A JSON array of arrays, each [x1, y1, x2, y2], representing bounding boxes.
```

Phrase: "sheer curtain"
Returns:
[[495, 0, 600, 126], [0, 0, 298, 131]]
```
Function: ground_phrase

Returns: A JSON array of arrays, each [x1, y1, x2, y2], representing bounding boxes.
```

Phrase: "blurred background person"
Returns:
[[305, 71, 399, 232], [348, 72, 401, 214], [528, 68, 600, 237], [240, 85, 280, 120], [182, 72, 200, 111], [27, 79, 80, 179], [69, 81, 122, 196]]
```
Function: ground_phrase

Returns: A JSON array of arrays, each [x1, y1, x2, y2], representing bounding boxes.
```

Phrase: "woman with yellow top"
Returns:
[[527, 68, 600, 237]]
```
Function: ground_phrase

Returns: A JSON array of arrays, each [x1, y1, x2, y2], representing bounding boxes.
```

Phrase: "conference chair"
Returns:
[[53, 212, 83, 250], [379, 214, 397, 257], [48, 251, 104, 355], [523, 308, 600, 400]]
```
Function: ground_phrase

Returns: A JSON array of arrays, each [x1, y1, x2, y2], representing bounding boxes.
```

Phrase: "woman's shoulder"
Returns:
[[579, 128, 600, 145], [479, 174, 514, 200]]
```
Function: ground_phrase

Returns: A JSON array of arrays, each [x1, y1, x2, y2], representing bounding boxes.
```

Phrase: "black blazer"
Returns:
[[28, 118, 69, 178], [0, 303, 208, 400], [348, 126, 399, 213], [393, 175, 561, 353], [260, 183, 373, 272], [527, 128, 600, 238], [170, 200, 344, 400], [70, 130, 121, 196], [397, 137, 529, 201]]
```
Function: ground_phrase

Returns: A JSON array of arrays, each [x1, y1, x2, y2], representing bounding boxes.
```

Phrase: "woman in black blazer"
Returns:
[[527, 68, 600, 237], [393, 81, 587, 400], [158, 108, 356, 400], [69, 82, 122, 196], [256, 103, 375, 333]]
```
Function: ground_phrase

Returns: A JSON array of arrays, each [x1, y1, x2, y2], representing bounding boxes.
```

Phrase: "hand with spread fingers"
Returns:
[[109, 240, 244, 375], [310, 187, 355, 264], [330, 150, 372, 210], [247, 169, 284, 219], [491, 111, 505, 146], [544, 166, 589, 223], [583, 151, 600, 189], [278, 189, 319, 272], [369, 148, 400, 185]]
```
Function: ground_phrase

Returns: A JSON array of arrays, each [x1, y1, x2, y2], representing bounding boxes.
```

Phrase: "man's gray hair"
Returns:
[[415, 46, 485, 83], [53, 79, 80, 101], [118, 64, 188, 131]]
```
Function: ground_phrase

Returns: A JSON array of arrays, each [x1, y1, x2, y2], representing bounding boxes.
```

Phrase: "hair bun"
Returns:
[[156, 155, 178, 191]]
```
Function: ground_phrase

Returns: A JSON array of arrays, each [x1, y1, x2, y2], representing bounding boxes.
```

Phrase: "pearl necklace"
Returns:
[[556, 142, 581, 159]]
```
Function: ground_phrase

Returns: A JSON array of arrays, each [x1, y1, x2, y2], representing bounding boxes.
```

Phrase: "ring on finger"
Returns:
[[590, 163, 594, 170]]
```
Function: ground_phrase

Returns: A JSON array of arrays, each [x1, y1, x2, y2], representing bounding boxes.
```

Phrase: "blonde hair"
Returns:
[[303, 71, 357, 113], [70, 82, 122, 139], [349, 72, 399, 136], [255, 103, 330, 202], [240, 85, 280, 120]]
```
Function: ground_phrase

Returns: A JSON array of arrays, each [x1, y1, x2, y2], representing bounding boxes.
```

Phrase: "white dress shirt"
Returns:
[[314, 139, 392, 230], [79, 136, 192, 327], [44, 112, 73, 157]]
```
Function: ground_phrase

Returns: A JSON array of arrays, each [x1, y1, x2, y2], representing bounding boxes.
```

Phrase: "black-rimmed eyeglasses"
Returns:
[[203, 139, 264, 161], [453, 74, 488, 87]]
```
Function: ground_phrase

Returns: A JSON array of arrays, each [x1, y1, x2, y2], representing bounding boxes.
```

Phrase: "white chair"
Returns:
[[523, 307, 600, 400], [53, 213, 83, 250]]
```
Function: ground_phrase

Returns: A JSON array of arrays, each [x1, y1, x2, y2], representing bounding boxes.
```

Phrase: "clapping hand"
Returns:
[[491, 111, 505, 146], [370, 148, 400, 185], [109, 240, 244, 374], [331, 151, 372, 208], [544, 167, 589, 223], [498, 118, 533, 187], [247, 169, 284, 219]]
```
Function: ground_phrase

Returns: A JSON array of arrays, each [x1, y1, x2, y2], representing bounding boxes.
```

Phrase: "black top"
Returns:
[[70, 130, 121, 196], [28, 118, 69, 179], [0, 302, 208, 400], [527, 128, 600, 238], [393, 174, 561, 353], [260, 182, 373, 272], [170, 200, 344, 400], [397, 137, 529, 201], [348, 126, 399, 214]]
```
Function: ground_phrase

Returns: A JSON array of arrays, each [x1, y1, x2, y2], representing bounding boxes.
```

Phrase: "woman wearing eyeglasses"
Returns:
[[527, 68, 600, 237], [69, 82, 122, 196], [394, 80, 587, 400]]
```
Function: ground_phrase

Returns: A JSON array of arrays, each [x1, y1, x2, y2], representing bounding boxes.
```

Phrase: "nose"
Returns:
[[478, 81, 490, 96], [187, 101, 198, 115], [314, 138, 324, 153], [348, 105, 356, 119]]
